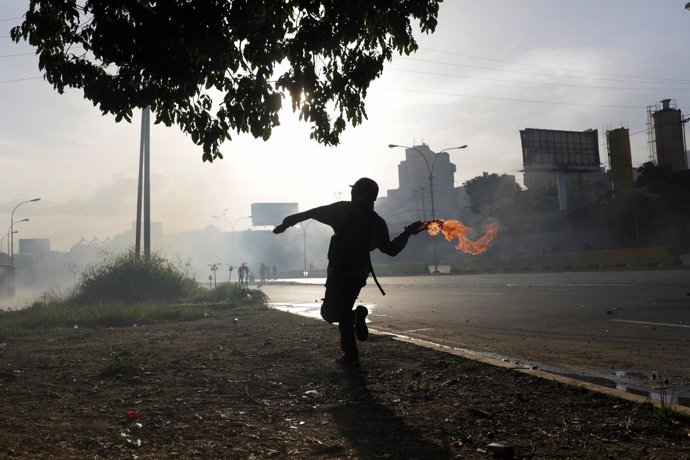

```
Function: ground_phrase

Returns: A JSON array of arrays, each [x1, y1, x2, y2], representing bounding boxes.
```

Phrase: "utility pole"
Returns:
[[135, 107, 151, 259]]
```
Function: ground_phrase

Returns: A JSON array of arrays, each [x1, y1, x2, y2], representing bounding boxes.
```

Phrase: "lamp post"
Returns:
[[419, 187, 427, 220], [231, 215, 252, 266], [10, 198, 40, 266], [211, 208, 229, 231], [5, 220, 27, 249], [1, 230, 18, 260], [388, 144, 467, 273]]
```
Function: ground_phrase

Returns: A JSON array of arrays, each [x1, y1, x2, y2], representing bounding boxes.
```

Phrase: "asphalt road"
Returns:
[[261, 269, 690, 403]]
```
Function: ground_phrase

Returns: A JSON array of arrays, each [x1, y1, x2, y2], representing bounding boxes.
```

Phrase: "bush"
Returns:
[[198, 282, 269, 304], [70, 250, 200, 304], [0, 250, 270, 339]]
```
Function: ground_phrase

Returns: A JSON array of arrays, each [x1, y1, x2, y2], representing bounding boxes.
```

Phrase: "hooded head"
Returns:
[[350, 177, 379, 203]]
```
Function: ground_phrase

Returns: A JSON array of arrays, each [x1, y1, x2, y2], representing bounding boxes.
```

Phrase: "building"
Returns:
[[647, 99, 688, 172], [376, 144, 470, 229], [606, 127, 634, 193]]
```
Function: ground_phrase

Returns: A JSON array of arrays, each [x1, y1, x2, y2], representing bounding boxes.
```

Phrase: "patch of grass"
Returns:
[[0, 250, 269, 339], [0, 299, 267, 339], [195, 282, 270, 305], [457, 358, 483, 371], [628, 402, 690, 439]]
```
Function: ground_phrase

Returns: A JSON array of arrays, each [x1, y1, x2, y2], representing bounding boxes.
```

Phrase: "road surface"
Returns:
[[261, 269, 690, 405]]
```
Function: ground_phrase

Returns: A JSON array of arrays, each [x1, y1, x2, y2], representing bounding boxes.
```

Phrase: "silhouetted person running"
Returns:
[[273, 177, 423, 365]]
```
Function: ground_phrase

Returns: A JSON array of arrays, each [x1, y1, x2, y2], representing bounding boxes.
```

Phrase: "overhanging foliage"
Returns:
[[12, 0, 441, 161]]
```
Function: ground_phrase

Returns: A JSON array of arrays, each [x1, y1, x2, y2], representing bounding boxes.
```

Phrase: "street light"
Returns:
[[10, 198, 40, 266], [6, 219, 28, 263], [211, 208, 229, 231], [1, 230, 18, 260], [388, 144, 468, 273]]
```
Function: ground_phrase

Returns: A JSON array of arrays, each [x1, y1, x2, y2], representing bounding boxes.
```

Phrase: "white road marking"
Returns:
[[401, 328, 433, 333], [609, 319, 690, 329]]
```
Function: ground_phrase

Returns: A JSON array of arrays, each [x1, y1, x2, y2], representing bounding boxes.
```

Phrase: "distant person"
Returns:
[[228, 265, 234, 283], [273, 177, 423, 366], [238, 263, 246, 287], [272, 264, 278, 280], [241, 263, 250, 288]]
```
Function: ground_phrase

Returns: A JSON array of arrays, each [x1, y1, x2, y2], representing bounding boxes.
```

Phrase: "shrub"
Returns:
[[0, 250, 270, 339], [198, 282, 269, 304], [70, 250, 200, 304]]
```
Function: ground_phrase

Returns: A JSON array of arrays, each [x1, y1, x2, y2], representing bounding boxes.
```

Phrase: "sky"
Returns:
[[1, 1, 689, 252]]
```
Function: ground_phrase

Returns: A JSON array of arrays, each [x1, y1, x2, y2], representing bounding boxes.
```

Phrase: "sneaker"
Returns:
[[354, 305, 369, 342], [335, 355, 360, 366]]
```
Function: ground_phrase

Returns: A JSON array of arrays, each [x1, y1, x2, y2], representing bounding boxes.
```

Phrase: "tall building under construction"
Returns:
[[606, 127, 634, 193], [648, 99, 688, 172]]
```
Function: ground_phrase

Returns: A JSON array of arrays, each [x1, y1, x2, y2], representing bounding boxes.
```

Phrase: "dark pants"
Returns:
[[320, 276, 366, 360]]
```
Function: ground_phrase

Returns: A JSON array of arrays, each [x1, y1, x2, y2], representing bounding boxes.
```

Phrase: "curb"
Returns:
[[372, 328, 690, 417]]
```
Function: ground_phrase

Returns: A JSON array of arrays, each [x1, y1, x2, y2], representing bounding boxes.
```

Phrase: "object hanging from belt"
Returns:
[[368, 257, 385, 296]]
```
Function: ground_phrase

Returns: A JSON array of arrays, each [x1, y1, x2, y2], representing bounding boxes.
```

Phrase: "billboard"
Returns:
[[250, 203, 299, 226], [520, 128, 601, 171], [18, 238, 50, 253]]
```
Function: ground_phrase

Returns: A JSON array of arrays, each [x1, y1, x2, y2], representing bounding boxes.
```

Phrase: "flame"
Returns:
[[420, 219, 499, 255]]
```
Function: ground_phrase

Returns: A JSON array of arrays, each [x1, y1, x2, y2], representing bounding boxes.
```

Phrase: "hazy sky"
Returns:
[[2, 1, 689, 251]]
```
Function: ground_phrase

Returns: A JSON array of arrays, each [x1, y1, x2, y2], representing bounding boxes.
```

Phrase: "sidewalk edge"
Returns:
[[376, 329, 690, 417]]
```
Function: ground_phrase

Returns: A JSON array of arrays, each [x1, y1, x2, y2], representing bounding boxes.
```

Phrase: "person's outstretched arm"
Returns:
[[273, 202, 344, 234], [273, 210, 312, 234], [376, 220, 424, 257]]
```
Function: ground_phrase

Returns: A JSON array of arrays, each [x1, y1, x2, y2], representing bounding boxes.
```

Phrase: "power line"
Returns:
[[1, 75, 644, 108], [0, 52, 33, 58], [0, 17, 23, 23], [380, 85, 645, 109], [0, 76, 42, 84], [389, 67, 690, 92], [399, 56, 690, 86], [419, 48, 690, 84]]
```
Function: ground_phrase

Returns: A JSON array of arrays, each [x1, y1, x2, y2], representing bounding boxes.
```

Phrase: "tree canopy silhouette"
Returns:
[[12, 0, 441, 162]]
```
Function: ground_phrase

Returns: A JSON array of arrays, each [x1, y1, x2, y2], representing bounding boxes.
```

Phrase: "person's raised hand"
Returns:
[[273, 223, 289, 234], [404, 221, 425, 235]]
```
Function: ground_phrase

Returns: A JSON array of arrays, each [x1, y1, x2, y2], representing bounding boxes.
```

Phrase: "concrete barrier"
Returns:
[[451, 247, 683, 274], [372, 262, 430, 276], [277, 262, 430, 279]]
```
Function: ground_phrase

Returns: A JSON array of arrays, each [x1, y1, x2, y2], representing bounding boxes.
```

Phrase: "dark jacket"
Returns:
[[282, 201, 412, 279]]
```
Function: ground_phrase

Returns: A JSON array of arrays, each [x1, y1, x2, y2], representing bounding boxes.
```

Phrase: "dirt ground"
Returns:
[[1, 308, 689, 459]]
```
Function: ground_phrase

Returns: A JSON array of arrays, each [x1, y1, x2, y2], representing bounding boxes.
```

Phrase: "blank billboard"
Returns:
[[18, 238, 50, 253], [521, 128, 600, 170], [251, 203, 299, 226]]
